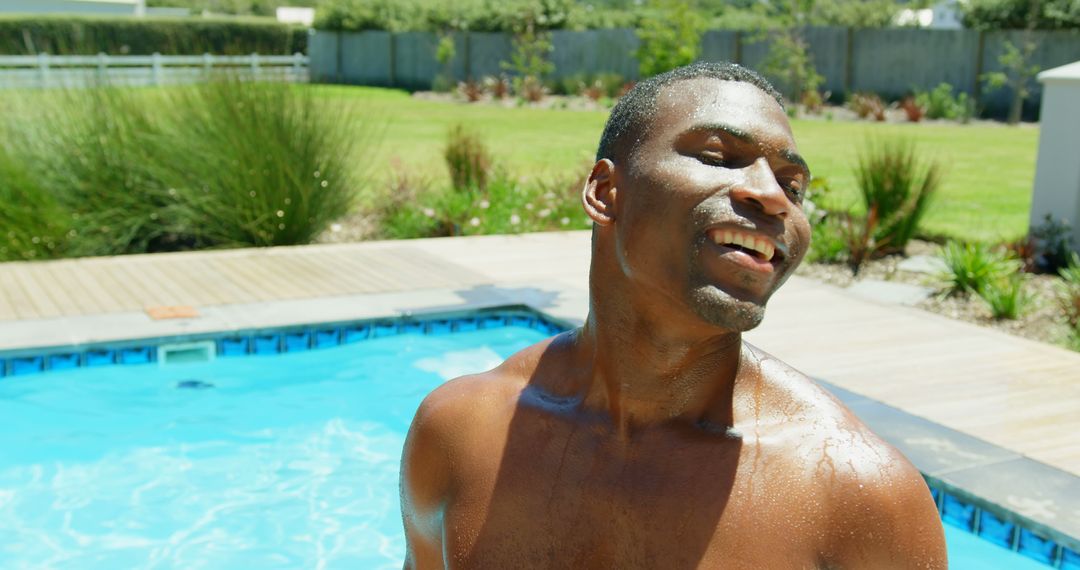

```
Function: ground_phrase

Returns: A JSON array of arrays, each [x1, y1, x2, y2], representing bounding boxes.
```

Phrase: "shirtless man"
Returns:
[[400, 62, 947, 569]]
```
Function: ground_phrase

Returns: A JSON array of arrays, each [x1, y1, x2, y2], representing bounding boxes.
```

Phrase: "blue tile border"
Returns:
[[0, 307, 571, 376]]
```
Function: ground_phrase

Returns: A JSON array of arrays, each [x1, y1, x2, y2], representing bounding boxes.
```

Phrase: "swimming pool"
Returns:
[[0, 314, 1068, 568]]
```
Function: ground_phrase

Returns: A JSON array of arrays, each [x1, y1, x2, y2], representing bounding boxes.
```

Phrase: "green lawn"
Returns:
[[321, 85, 1039, 243]]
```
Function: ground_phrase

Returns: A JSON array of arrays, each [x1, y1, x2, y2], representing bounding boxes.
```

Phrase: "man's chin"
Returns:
[[688, 286, 768, 332]]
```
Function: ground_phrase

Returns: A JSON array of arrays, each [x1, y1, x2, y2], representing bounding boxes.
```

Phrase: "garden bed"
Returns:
[[795, 239, 1074, 349]]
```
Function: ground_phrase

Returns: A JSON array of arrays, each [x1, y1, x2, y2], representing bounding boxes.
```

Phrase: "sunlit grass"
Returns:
[[313, 85, 1037, 243]]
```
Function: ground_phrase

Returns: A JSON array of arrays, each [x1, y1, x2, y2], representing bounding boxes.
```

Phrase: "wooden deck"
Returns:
[[2, 231, 1079, 477]]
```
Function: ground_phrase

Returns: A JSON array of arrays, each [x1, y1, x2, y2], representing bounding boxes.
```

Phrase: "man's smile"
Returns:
[[705, 226, 788, 263]]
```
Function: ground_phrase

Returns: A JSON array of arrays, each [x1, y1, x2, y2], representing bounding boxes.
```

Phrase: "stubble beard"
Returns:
[[686, 236, 769, 332], [686, 282, 767, 332]]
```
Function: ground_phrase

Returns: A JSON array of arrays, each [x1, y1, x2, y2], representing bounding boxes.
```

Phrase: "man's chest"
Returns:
[[441, 426, 830, 568]]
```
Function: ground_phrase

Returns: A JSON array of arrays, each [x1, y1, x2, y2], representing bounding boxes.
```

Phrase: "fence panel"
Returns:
[[699, 30, 740, 66], [308, 29, 339, 83], [804, 26, 848, 96], [468, 32, 513, 80], [339, 31, 392, 86], [303, 26, 1080, 117], [852, 28, 981, 98], [549, 29, 639, 80]]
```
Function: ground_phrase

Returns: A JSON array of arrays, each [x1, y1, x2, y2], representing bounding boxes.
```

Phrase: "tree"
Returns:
[[759, 0, 824, 106], [635, 0, 703, 79]]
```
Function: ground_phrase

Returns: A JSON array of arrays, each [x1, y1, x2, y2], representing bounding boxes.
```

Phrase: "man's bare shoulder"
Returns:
[[749, 344, 947, 568], [403, 333, 560, 477], [411, 334, 556, 430], [400, 334, 559, 567]]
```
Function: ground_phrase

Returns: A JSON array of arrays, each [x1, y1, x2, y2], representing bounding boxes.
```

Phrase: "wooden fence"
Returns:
[[0, 53, 309, 89]]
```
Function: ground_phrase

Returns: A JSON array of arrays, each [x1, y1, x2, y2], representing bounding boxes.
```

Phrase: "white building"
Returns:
[[0, 0, 146, 16]]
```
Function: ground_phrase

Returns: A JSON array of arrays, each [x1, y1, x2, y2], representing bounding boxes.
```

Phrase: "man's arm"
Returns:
[[826, 447, 948, 569], [400, 389, 456, 570]]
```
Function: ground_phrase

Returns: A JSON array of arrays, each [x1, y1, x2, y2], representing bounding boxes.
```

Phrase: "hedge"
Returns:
[[0, 16, 308, 56], [314, 0, 640, 33]]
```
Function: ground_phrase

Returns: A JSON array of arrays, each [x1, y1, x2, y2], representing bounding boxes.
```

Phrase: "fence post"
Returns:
[[37, 52, 50, 88], [388, 33, 397, 87], [251, 52, 260, 80], [292, 51, 303, 82], [152, 52, 163, 85], [203, 52, 213, 77], [844, 27, 854, 96], [973, 29, 986, 108], [464, 32, 472, 81], [96, 52, 108, 84]]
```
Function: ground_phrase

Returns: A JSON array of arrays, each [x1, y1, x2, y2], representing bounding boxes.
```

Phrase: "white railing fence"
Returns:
[[0, 53, 309, 89]]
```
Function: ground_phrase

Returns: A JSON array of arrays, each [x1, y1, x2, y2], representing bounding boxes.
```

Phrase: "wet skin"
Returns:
[[401, 78, 947, 569]]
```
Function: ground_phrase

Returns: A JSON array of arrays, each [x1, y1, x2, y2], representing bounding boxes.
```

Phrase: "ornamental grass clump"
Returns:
[[980, 274, 1034, 320], [34, 87, 180, 257], [853, 137, 942, 257], [0, 128, 69, 261], [1058, 254, 1080, 347], [444, 124, 493, 194], [937, 241, 1018, 297], [160, 78, 365, 248]]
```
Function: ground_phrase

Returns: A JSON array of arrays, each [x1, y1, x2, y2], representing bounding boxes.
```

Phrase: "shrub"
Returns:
[[444, 124, 493, 193], [938, 241, 1019, 297], [761, 27, 824, 105], [635, 0, 702, 79], [160, 78, 365, 248], [848, 93, 885, 121], [483, 75, 511, 99], [899, 95, 924, 122], [853, 138, 942, 256], [1029, 214, 1075, 274], [806, 215, 848, 264], [962, 0, 1080, 30], [457, 79, 485, 101], [915, 83, 974, 122], [1059, 253, 1080, 328], [0, 15, 306, 56], [36, 87, 178, 257], [0, 140, 69, 262], [378, 169, 446, 239], [980, 274, 1033, 319]]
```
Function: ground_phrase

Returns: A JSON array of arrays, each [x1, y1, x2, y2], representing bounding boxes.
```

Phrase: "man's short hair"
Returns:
[[595, 62, 784, 164]]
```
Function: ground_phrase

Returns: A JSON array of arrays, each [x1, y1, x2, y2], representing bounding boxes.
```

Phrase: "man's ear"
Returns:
[[582, 159, 617, 226]]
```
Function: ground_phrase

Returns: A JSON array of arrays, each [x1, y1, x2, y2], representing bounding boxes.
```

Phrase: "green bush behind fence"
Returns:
[[0, 16, 308, 55]]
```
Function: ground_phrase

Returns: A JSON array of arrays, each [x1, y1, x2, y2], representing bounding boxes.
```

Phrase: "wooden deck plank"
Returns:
[[0, 265, 39, 319], [40, 261, 108, 315], [8, 264, 62, 318]]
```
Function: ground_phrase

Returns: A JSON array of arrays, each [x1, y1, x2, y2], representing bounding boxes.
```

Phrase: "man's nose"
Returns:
[[729, 158, 789, 218]]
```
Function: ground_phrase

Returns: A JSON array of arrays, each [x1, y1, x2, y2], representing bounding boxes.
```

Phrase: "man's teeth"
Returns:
[[712, 230, 776, 261]]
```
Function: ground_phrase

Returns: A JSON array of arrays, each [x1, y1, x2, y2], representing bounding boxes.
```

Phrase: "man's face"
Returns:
[[611, 78, 812, 332]]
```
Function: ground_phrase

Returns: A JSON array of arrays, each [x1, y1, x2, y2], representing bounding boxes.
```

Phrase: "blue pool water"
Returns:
[[0, 325, 1056, 568]]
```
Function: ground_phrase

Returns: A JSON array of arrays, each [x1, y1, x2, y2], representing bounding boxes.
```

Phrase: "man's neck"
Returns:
[[572, 296, 746, 438]]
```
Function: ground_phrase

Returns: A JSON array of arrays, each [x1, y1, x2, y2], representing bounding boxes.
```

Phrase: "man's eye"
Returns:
[[783, 183, 804, 202]]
